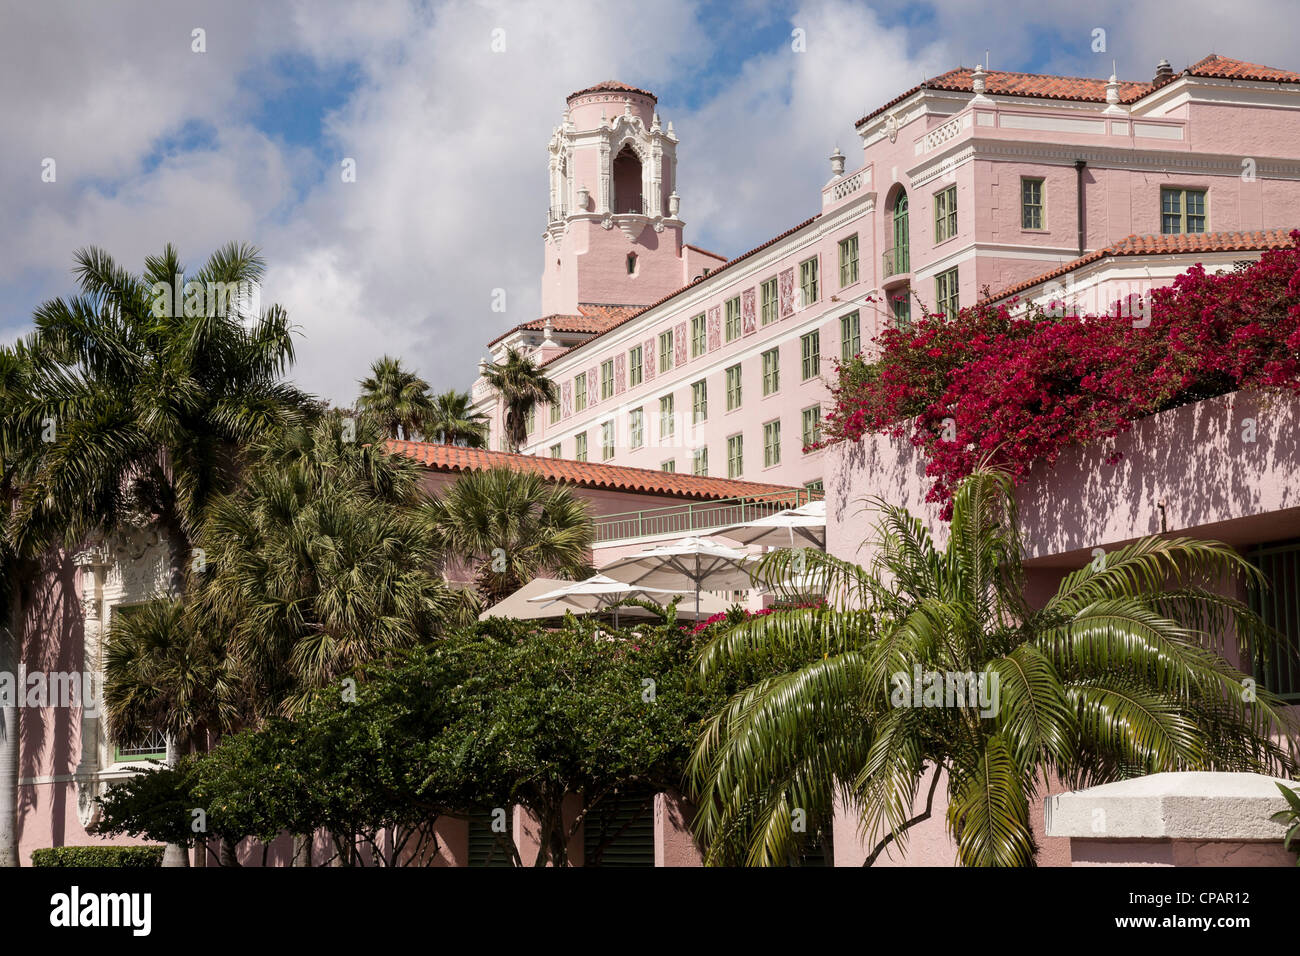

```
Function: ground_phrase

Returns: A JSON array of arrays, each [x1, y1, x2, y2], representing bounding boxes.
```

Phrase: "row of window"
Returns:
[[550, 405, 824, 477], [546, 237, 860, 427]]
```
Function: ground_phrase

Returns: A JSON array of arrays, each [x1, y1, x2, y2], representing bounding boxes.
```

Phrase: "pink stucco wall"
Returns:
[[824, 389, 1300, 865]]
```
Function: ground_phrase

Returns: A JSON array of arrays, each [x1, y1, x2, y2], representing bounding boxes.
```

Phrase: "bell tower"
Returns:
[[542, 81, 690, 315]]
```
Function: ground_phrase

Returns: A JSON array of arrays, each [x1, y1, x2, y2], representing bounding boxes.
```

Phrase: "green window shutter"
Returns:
[[468, 807, 515, 867], [583, 790, 656, 867]]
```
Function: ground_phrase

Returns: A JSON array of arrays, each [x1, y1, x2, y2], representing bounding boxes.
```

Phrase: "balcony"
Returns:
[[548, 204, 567, 222], [881, 246, 911, 285], [594, 487, 823, 545]]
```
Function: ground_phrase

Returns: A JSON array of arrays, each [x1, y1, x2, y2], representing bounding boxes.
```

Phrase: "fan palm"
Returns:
[[481, 347, 556, 452], [195, 411, 460, 717], [426, 389, 487, 447], [103, 598, 242, 866], [357, 356, 435, 440], [423, 467, 593, 604], [688, 469, 1299, 867]]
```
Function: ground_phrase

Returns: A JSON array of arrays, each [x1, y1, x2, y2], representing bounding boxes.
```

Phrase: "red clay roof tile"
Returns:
[[986, 229, 1298, 304], [387, 440, 807, 502], [567, 81, 657, 101]]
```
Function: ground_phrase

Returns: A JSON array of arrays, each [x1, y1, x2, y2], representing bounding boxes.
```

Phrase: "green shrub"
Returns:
[[30, 845, 165, 867]]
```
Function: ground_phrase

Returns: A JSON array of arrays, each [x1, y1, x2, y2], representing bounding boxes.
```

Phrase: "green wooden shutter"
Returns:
[[584, 790, 655, 867], [468, 808, 515, 867]]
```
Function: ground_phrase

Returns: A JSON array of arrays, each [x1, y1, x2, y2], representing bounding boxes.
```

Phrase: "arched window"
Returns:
[[612, 144, 644, 214], [627, 253, 637, 275], [891, 189, 910, 274]]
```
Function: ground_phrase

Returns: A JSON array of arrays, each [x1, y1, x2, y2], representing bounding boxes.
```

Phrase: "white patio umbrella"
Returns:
[[600, 536, 755, 619], [718, 499, 826, 549], [528, 574, 687, 626]]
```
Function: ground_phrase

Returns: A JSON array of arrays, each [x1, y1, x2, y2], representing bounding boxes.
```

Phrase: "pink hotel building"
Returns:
[[473, 56, 1300, 497], [10, 54, 1300, 868]]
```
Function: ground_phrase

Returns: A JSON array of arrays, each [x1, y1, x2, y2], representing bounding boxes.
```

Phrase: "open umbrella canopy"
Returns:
[[600, 536, 755, 617], [529, 574, 686, 610], [718, 499, 826, 549]]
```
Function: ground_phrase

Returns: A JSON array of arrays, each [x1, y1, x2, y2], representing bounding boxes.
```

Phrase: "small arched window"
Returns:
[[627, 253, 637, 275]]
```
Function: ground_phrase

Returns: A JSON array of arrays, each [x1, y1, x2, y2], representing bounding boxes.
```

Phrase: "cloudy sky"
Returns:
[[3, 0, 1297, 405]]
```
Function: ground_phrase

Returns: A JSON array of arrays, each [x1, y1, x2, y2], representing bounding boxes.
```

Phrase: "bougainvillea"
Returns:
[[822, 232, 1300, 515]]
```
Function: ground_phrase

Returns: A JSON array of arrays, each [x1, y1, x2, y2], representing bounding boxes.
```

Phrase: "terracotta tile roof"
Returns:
[[387, 440, 805, 502], [486, 304, 643, 347], [1187, 54, 1300, 83], [856, 54, 1300, 128], [539, 214, 822, 368], [986, 229, 1298, 304], [857, 67, 1153, 127], [568, 80, 657, 101]]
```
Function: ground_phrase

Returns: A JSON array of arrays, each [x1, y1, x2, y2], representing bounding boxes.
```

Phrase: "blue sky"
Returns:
[[1, 0, 1296, 404]]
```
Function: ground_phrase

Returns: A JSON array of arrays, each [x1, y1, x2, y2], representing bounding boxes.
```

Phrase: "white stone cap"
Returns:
[[1045, 771, 1298, 841]]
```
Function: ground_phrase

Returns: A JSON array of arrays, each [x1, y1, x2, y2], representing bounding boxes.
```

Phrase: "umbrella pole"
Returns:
[[695, 554, 701, 620]]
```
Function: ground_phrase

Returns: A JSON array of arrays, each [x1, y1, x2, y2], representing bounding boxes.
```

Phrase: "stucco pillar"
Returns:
[[71, 542, 109, 830]]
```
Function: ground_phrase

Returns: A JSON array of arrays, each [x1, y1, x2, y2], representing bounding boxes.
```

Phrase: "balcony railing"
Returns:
[[881, 246, 910, 278], [615, 197, 649, 215], [594, 487, 823, 544], [548, 205, 567, 222]]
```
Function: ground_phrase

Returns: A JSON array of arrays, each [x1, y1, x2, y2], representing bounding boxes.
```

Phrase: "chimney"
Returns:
[[1153, 58, 1174, 85]]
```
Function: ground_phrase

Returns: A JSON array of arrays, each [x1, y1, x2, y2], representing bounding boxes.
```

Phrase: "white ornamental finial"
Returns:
[[829, 147, 846, 178], [971, 64, 988, 95]]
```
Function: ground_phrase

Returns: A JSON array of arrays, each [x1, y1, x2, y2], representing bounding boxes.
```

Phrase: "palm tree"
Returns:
[[426, 389, 487, 447], [424, 468, 593, 604], [688, 469, 1299, 867], [0, 242, 308, 866], [357, 356, 435, 441], [196, 411, 460, 717], [5, 242, 309, 573], [481, 347, 557, 452], [102, 598, 242, 866]]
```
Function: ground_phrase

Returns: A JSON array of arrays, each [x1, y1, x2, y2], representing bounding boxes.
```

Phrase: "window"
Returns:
[[601, 420, 614, 460], [934, 184, 957, 243], [1021, 177, 1044, 230], [658, 331, 674, 372], [691, 380, 708, 424], [802, 405, 822, 450], [549, 443, 561, 458], [574, 372, 587, 412], [549, 399, 560, 425], [574, 432, 587, 461], [935, 267, 959, 318], [727, 434, 743, 478], [761, 277, 779, 325], [892, 293, 912, 329], [840, 311, 861, 361], [629, 346, 643, 387], [661, 459, 676, 472], [800, 331, 820, 381], [627, 252, 637, 274], [600, 360, 614, 400], [659, 394, 674, 441], [1247, 539, 1300, 699], [524, 405, 535, 436], [761, 348, 780, 396], [725, 364, 742, 410], [1161, 187, 1207, 234], [725, 296, 741, 341], [111, 607, 168, 761], [763, 419, 781, 468], [692, 446, 708, 476], [691, 313, 706, 358], [892, 190, 910, 273], [629, 408, 644, 448], [799, 257, 819, 306], [839, 234, 859, 287]]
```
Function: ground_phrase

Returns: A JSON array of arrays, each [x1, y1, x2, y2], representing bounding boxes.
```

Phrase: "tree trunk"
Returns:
[[159, 734, 190, 868], [0, 611, 19, 867], [218, 837, 240, 867], [292, 832, 312, 867]]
